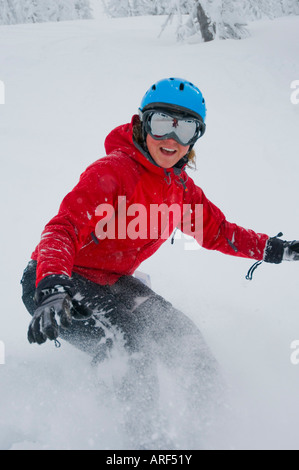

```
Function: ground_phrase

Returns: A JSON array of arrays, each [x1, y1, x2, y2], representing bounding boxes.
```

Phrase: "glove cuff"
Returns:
[[264, 237, 284, 264], [35, 275, 75, 304]]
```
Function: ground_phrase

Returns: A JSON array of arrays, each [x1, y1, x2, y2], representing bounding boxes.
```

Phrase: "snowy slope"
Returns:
[[1, 10, 299, 449]]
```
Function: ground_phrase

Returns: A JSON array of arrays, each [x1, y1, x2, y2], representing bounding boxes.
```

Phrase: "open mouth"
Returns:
[[160, 147, 177, 156]]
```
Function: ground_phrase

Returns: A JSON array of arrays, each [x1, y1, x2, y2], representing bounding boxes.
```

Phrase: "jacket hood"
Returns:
[[104, 115, 137, 158]]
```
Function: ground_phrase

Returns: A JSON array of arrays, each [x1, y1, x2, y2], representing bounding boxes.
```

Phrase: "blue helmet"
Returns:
[[139, 77, 207, 123]]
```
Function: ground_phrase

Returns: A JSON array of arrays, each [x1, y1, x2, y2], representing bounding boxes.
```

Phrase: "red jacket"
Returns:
[[32, 115, 269, 286]]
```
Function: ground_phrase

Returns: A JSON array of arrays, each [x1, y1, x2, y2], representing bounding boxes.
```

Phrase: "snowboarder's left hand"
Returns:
[[282, 240, 299, 261], [264, 236, 299, 264]]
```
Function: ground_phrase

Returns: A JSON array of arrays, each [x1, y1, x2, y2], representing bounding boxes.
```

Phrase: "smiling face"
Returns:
[[146, 134, 190, 169]]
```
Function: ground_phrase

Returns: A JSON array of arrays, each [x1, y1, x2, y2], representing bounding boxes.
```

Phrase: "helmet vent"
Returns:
[[152, 84, 156, 90], [179, 83, 184, 91]]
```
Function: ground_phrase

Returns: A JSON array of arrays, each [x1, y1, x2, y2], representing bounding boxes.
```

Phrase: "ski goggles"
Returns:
[[142, 110, 205, 146]]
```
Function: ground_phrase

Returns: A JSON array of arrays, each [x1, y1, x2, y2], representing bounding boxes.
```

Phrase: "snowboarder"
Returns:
[[21, 77, 299, 445]]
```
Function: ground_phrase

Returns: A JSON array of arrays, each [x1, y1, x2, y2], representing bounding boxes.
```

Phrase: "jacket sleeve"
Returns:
[[32, 160, 120, 286], [182, 182, 269, 260]]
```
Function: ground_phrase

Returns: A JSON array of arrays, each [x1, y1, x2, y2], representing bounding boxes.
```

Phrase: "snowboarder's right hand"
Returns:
[[28, 291, 73, 344], [27, 275, 93, 345]]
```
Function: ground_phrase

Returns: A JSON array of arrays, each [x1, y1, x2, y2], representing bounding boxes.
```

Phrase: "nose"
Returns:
[[160, 138, 177, 147]]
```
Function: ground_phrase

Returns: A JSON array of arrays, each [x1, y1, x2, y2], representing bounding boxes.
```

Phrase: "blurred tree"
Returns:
[[102, 0, 299, 41], [0, 0, 92, 25]]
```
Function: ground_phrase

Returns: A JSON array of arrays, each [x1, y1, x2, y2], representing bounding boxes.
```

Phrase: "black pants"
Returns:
[[21, 261, 211, 355], [21, 260, 222, 447]]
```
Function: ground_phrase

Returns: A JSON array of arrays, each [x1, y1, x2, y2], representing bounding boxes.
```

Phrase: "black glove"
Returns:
[[28, 275, 92, 345], [282, 240, 299, 261], [264, 235, 299, 264]]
